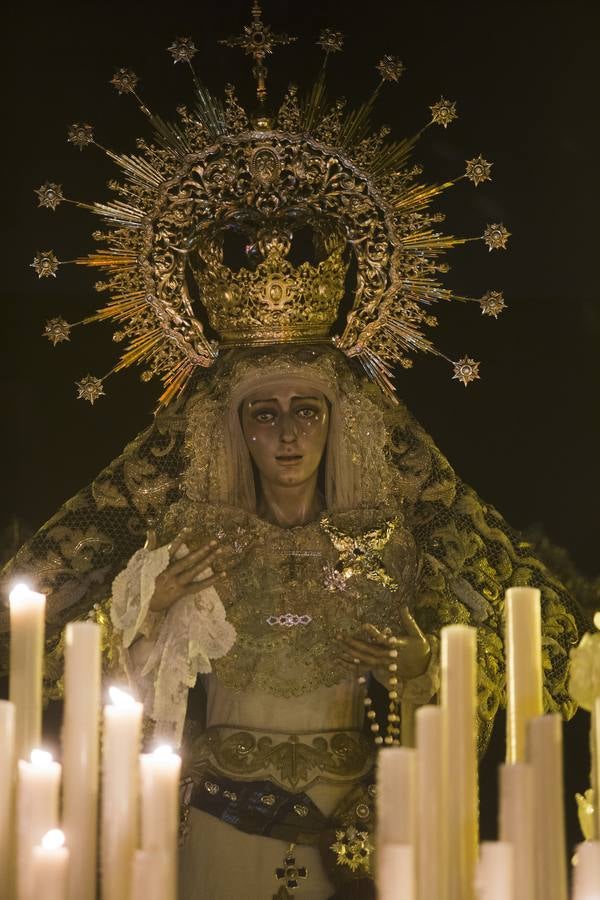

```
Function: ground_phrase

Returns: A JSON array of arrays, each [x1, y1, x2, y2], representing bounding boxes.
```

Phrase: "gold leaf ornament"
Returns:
[[569, 629, 600, 712]]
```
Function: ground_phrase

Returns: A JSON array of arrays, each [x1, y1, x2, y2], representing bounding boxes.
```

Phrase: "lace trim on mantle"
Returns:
[[111, 543, 236, 744]]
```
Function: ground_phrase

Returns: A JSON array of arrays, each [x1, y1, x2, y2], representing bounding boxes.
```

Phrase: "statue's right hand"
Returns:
[[148, 529, 227, 613]]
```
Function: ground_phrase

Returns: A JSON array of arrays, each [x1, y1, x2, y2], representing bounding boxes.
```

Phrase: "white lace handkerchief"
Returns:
[[111, 543, 236, 744]]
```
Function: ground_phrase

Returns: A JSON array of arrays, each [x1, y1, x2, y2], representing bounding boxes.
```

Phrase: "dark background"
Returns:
[[2, 0, 598, 854]]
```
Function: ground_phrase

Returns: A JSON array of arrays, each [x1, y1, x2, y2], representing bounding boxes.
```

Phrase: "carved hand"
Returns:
[[147, 528, 231, 613], [335, 607, 430, 690]]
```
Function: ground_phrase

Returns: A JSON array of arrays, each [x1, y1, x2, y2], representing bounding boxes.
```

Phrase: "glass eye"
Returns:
[[254, 410, 275, 423]]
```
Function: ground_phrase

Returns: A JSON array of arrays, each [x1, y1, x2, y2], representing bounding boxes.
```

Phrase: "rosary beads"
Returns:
[[356, 640, 402, 746]]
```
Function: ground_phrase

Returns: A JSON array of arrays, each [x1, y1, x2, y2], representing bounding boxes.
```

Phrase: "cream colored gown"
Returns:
[[178, 676, 368, 900]]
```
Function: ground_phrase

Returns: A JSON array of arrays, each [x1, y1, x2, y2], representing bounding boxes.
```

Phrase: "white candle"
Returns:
[[139, 745, 181, 900], [377, 844, 415, 900], [0, 701, 16, 900], [504, 587, 542, 763], [475, 842, 514, 900], [416, 705, 446, 900], [62, 621, 101, 900], [527, 715, 567, 900], [572, 841, 600, 900], [9, 584, 46, 761], [376, 746, 416, 845], [441, 624, 478, 900], [130, 849, 169, 900], [499, 763, 535, 900], [16, 749, 61, 900], [32, 830, 69, 900], [101, 687, 143, 900], [594, 699, 600, 844]]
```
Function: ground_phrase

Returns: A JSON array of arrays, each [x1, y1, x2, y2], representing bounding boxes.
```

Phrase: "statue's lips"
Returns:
[[275, 454, 303, 466]]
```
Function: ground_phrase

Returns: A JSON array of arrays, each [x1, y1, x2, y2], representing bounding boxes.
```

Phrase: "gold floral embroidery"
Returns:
[[187, 728, 373, 791]]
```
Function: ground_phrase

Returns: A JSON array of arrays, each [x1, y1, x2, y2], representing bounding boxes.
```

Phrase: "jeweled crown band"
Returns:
[[220, 327, 333, 348]]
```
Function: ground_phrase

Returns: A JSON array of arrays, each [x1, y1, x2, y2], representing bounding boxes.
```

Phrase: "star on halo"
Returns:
[[167, 37, 198, 64], [480, 290, 506, 318], [31, 251, 59, 278], [67, 123, 94, 150], [317, 29, 344, 53], [110, 68, 139, 94], [430, 97, 457, 128], [34, 182, 64, 211], [465, 155, 492, 187], [453, 357, 480, 386], [483, 223, 510, 251], [76, 375, 105, 404], [43, 318, 71, 345], [377, 55, 405, 82]]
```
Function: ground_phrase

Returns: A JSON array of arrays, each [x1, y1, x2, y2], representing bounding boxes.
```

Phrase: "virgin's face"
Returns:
[[240, 381, 329, 488]]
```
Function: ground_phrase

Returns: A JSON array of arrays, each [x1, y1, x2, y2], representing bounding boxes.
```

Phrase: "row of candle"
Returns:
[[4, 580, 599, 899], [375, 586, 598, 899], [1, 585, 181, 900]]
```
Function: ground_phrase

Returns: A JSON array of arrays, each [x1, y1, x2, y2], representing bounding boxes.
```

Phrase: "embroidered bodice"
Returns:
[[170, 503, 418, 698]]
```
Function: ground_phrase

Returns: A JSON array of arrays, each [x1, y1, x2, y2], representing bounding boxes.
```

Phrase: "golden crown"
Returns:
[[193, 233, 348, 348], [31, 2, 510, 406]]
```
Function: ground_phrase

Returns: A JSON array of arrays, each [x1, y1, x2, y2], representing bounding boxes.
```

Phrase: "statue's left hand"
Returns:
[[335, 607, 430, 690]]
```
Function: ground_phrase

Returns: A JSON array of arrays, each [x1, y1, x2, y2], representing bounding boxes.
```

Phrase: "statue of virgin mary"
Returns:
[[0, 10, 583, 899]]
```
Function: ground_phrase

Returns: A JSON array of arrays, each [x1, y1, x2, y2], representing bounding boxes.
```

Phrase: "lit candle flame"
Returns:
[[41, 829, 65, 850], [30, 749, 53, 767], [108, 686, 137, 708], [153, 744, 174, 757], [9, 583, 45, 607]]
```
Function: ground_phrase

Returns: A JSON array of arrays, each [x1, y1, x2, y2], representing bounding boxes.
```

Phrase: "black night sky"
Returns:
[[2, 0, 599, 853]]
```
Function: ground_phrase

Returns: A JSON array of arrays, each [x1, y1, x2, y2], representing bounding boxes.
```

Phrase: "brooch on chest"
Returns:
[[320, 517, 400, 592]]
